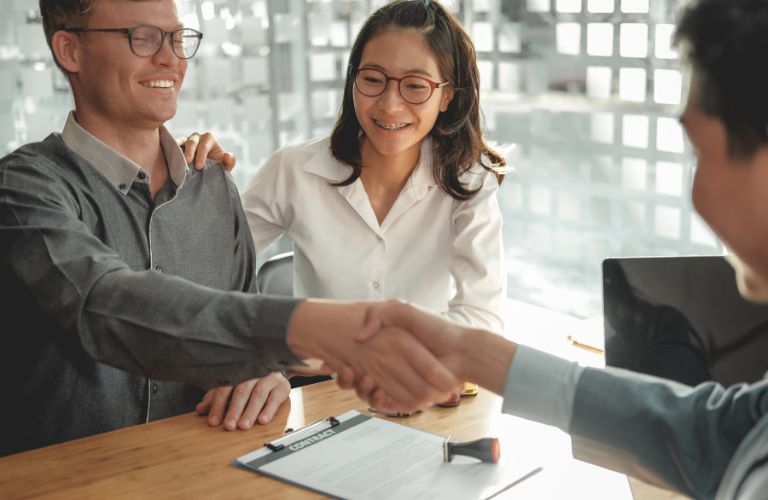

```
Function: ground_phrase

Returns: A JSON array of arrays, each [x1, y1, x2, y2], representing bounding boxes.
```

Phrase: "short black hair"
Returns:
[[675, 0, 768, 157]]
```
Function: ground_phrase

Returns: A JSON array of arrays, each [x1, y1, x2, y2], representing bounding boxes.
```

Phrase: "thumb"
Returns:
[[355, 314, 382, 342]]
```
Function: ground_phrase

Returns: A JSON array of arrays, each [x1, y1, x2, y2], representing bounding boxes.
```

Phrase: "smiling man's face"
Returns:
[[69, 0, 187, 132]]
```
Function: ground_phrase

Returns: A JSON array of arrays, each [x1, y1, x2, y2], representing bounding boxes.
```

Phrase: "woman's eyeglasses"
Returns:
[[353, 67, 449, 104]]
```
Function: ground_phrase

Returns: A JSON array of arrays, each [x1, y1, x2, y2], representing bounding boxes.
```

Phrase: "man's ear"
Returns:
[[50, 31, 82, 74]]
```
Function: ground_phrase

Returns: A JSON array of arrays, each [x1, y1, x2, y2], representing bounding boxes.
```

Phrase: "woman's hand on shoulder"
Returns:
[[178, 132, 237, 172]]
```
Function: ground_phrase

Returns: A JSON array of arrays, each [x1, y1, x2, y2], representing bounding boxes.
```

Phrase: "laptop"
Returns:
[[603, 255, 768, 386]]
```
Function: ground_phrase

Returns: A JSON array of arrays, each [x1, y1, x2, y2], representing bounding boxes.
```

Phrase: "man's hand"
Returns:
[[195, 372, 290, 430], [336, 301, 466, 409], [286, 300, 463, 412], [178, 132, 236, 172], [336, 300, 517, 406]]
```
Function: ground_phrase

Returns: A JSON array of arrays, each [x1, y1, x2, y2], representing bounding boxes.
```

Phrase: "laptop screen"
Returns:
[[603, 256, 768, 386]]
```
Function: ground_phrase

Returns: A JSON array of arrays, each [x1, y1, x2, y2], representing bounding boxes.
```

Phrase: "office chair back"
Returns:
[[256, 251, 293, 296], [256, 251, 331, 388]]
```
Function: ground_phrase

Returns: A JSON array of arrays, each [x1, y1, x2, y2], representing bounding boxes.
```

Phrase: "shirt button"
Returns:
[[372, 281, 380, 290], [118, 183, 127, 190], [152, 383, 159, 394], [137, 172, 147, 180], [154, 265, 163, 272]]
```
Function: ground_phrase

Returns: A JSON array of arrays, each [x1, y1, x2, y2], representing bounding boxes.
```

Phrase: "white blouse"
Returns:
[[241, 137, 506, 333]]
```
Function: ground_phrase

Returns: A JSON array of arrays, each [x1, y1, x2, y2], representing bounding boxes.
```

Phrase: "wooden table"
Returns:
[[0, 379, 634, 499]]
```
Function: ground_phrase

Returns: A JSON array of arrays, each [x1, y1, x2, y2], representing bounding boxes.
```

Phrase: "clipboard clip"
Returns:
[[265, 416, 341, 452]]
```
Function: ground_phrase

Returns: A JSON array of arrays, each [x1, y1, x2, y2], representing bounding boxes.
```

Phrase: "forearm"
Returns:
[[82, 269, 301, 388]]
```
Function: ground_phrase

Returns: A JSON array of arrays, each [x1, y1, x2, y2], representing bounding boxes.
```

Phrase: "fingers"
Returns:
[[253, 375, 291, 426], [182, 132, 201, 167], [335, 367, 398, 410], [195, 389, 214, 415], [369, 388, 402, 412], [371, 331, 461, 409], [221, 153, 237, 172], [335, 366, 356, 390], [319, 362, 336, 375], [180, 132, 237, 171], [206, 385, 234, 427], [353, 375, 377, 403], [403, 341, 462, 393], [198, 375, 291, 431], [221, 378, 259, 430], [230, 374, 290, 429], [193, 132, 217, 171], [356, 335, 440, 410]]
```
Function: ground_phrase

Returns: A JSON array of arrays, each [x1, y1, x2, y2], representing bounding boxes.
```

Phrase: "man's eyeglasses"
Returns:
[[64, 25, 203, 60], [353, 67, 450, 104]]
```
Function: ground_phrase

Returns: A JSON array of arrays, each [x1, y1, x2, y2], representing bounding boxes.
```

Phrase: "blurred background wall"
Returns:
[[0, 0, 719, 317]]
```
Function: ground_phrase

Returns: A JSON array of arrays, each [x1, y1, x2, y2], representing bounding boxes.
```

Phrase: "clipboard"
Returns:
[[235, 410, 542, 499]]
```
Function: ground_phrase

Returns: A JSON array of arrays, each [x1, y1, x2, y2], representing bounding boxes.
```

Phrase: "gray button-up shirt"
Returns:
[[0, 114, 301, 456]]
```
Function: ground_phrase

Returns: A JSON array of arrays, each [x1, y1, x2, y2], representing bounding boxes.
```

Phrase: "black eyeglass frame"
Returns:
[[64, 25, 204, 60], [352, 66, 450, 104]]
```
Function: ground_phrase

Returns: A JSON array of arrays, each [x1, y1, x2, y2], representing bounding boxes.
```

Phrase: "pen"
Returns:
[[488, 466, 544, 498], [566, 335, 604, 354]]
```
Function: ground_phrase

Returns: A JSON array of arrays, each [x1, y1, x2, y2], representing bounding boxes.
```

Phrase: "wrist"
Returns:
[[285, 299, 368, 362], [460, 328, 517, 396], [285, 300, 314, 359]]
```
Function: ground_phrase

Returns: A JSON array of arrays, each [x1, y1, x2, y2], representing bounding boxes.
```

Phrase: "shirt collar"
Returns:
[[302, 136, 437, 188], [61, 111, 187, 194]]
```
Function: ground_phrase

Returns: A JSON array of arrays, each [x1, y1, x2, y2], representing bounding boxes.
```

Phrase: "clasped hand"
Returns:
[[334, 301, 468, 412]]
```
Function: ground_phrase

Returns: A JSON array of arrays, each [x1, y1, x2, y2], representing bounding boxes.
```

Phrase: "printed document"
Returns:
[[236, 410, 541, 499]]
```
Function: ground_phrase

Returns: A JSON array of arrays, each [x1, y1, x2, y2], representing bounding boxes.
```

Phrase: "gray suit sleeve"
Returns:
[[1, 155, 302, 389], [570, 367, 768, 499], [223, 168, 258, 293]]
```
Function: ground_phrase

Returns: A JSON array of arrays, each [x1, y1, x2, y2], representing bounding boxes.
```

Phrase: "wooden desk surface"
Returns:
[[0, 379, 633, 499]]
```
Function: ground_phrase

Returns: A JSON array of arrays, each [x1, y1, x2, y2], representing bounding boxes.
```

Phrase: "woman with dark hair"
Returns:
[[242, 0, 507, 397]]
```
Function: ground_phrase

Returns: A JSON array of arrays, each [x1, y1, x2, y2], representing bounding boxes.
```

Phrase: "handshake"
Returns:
[[286, 300, 518, 411]]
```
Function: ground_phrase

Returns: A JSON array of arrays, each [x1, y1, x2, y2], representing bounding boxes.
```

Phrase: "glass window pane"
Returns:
[[587, 23, 614, 56], [556, 0, 582, 13], [619, 68, 647, 102], [620, 23, 648, 58], [557, 23, 582, 55], [654, 69, 683, 105], [621, 0, 649, 13], [588, 0, 614, 13]]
